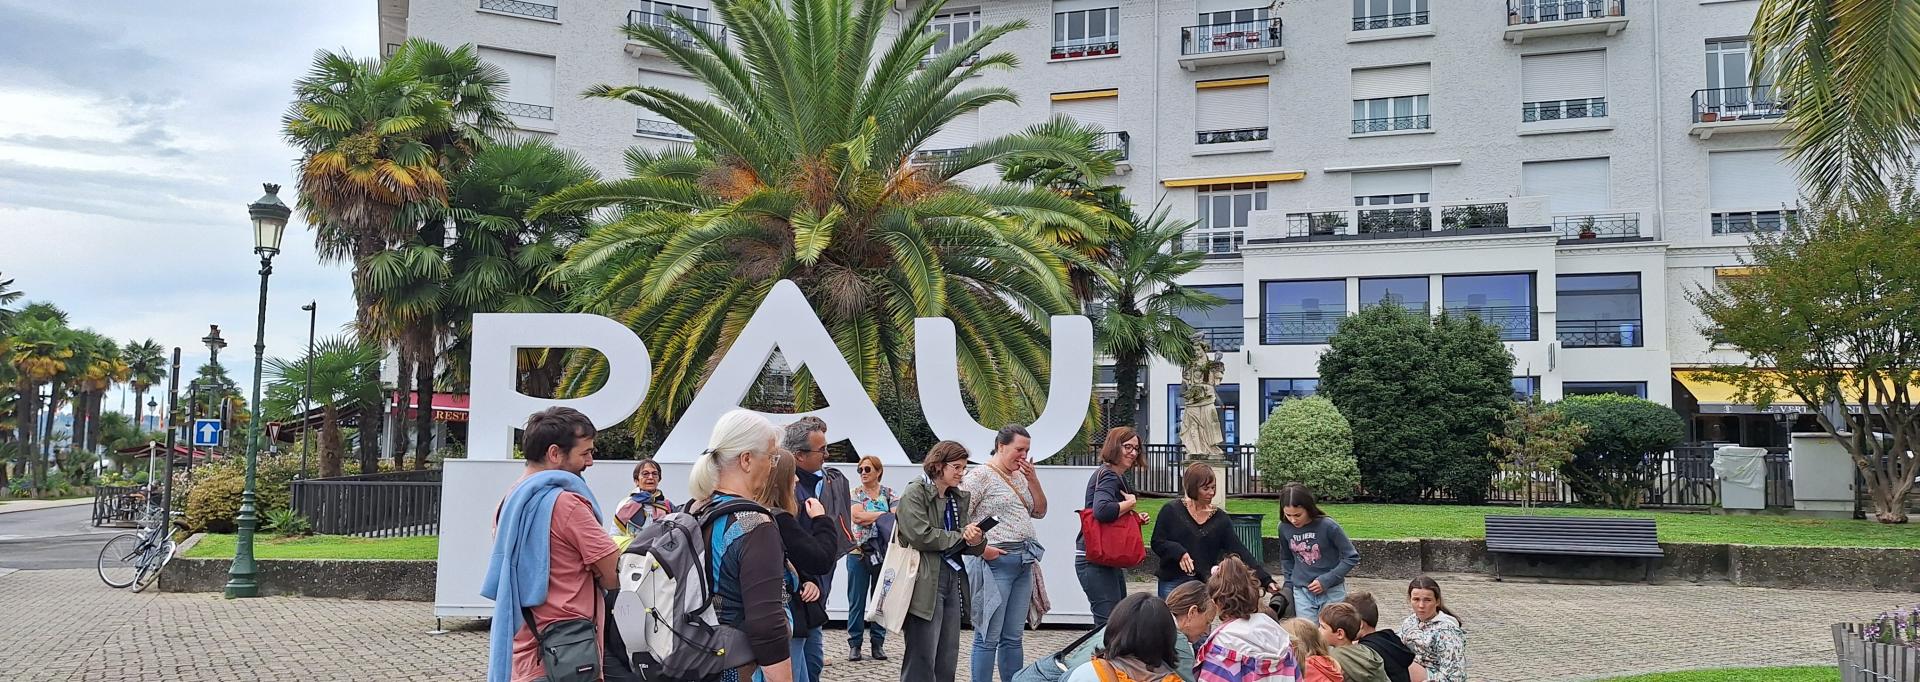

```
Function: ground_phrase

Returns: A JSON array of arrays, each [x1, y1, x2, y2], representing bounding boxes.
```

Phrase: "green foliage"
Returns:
[[1255, 396, 1359, 500], [181, 455, 304, 535], [1555, 394, 1686, 509], [1753, 0, 1920, 203], [1489, 398, 1587, 508], [1317, 305, 1515, 502], [264, 508, 313, 537], [185, 533, 438, 561]]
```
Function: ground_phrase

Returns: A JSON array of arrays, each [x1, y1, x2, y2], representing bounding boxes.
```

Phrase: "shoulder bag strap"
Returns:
[[986, 463, 1033, 512]]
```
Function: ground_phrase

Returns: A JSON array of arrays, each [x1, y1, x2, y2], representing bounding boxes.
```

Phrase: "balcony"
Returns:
[[1351, 10, 1432, 42], [625, 10, 727, 62], [1554, 213, 1641, 242], [1095, 131, 1131, 173], [501, 101, 554, 120], [1439, 203, 1509, 231], [1179, 229, 1245, 256], [1503, 0, 1627, 44], [1263, 311, 1345, 345], [1360, 206, 1432, 234], [1352, 114, 1430, 136], [1711, 210, 1794, 235], [1193, 127, 1271, 156], [919, 53, 981, 70], [1267, 197, 1555, 243], [1445, 305, 1537, 341], [909, 147, 970, 165], [1690, 86, 1789, 139], [1193, 325, 1244, 352], [1052, 39, 1119, 61], [1178, 19, 1285, 71], [1558, 319, 1642, 348], [479, 0, 557, 20], [636, 118, 695, 142]]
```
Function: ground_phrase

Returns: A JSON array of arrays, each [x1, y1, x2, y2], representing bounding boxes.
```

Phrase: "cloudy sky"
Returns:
[[0, 1, 378, 417]]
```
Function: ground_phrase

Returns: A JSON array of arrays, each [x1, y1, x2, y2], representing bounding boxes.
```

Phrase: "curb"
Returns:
[[0, 498, 95, 515]]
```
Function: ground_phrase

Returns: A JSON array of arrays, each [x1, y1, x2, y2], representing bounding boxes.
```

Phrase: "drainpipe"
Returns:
[[1649, 0, 1665, 239]]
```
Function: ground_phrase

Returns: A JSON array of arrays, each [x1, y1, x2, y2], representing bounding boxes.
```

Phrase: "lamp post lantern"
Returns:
[[201, 325, 227, 436], [147, 398, 158, 432], [226, 182, 290, 599]]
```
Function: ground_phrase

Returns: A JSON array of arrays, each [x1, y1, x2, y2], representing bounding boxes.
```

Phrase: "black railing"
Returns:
[[1507, 0, 1623, 25], [91, 485, 148, 527], [1440, 203, 1509, 231], [1352, 115, 1430, 134], [1052, 40, 1120, 60], [1445, 305, 1536, 340], [636, 118, 695, 140], [1263, 311, 1346, 345], [1053, 444, 1277, 497], [1286, 211, 1347, 237], [919, 53, 981, 69], [480, 0, 557, 20], [1555, 213, 1640, 240], [911, 147, 970, 164], [1557, 319, 1643, 347], [1096, 131, 1131, 160], [1180, 230, 1245, 255], [1692, 86, 1787, 123], [1194, 325, 1243, 352], [1196, 127, 1269, 145], [1181, 19, 1283, 55], [291, 470, 443, 538], [627, 10, 728, 46], [1353, 10, 1429, 31], [1523, 98, 1607, 122], [1358, 206, 1431, 234], [501, 101, 554, 120], [1711, 210, 1793, 235]]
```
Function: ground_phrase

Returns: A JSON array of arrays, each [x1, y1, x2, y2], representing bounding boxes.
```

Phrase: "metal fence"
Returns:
[[91, 485, 147, 527], [291, 469, 443, 538]]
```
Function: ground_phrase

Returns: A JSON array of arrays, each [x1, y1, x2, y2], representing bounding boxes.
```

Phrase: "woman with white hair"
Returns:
[[686, 409, 795, 682]]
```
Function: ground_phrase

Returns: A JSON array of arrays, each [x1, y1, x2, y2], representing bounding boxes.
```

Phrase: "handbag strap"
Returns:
[[986, 463, 1033, 512]]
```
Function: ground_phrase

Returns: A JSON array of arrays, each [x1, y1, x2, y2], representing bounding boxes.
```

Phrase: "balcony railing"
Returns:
[[1263, 311, 1346, 345], [1445, 305, 1536, 341], [480, 0, 557, 20], [636, 118, 695, 140], [1193, 325, 1244, 352], [1353, 10, 1429, 31], [1095, 131, 1131, 160], [1286, 211, 1348, 238], [919, 53, 982, 69], [1358, 206, 1432, 234], [1523, 98, 1607, 122], [1558, 319, 1643, 348], [1507, 0, 1622, 25], [1052, 39, 1119, 60], [501, 101, 554, 120], [1352, 115, 1430, 134], [627, 10, 728, 46], [1196, 127, 1269, 145], [1555, 213, 1640, 240], [1440, 203, 1509, 231], [1692, 86, 1787, 124], [1181, 19, 1283, 55], [1711, 210, 1794, 235], [910, 147, 970, 164], [1180, 230, 1246, 255]]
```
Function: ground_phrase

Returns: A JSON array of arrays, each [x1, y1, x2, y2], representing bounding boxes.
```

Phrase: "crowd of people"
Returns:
[[486, 410, 1469, 682]]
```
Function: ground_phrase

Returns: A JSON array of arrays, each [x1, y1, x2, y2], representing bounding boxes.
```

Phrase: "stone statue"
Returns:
[[1178, 333, 1226, 463]]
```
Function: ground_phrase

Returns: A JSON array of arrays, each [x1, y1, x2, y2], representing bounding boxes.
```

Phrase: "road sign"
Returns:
[[267, 421, 282, 441], [191, 419, 223, 447]]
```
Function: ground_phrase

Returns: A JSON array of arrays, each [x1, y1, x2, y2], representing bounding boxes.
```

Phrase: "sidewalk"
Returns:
[[0, 498, 94, 515]]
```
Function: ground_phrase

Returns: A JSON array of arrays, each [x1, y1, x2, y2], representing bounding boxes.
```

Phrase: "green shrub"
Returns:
[[1255, 397, 1360, 500], [264, 508, 312, 537], [1557, 394, 1687, 508], [182, 455, 304, 534]]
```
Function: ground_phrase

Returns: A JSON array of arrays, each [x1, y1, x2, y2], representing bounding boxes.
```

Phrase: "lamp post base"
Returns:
[[224, 490, 260, 598]]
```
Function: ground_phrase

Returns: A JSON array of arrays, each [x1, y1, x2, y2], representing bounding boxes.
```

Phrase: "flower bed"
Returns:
[[1835, 606, 1920, 680]]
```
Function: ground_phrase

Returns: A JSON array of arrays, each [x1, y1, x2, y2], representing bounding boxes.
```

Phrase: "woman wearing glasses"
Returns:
[[1077, 426, 1147, 628], [614, 459, 673, 536], [844, 455, 899, 661]]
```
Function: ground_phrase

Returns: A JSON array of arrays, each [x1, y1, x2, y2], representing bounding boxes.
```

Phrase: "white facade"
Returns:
[[383, 0, 1809, 446]]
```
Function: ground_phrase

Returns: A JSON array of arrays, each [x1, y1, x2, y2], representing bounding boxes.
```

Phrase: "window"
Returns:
[[1557, 273, 1642, 348], [1187, 6, 1278, 55], [1053, 4, 1119, 59], [1192, 183, 1266, 254], [1199, 5, 1269, 25], [926, 9, 981, 65], [1701, 38, 1782, 119], [1195, 78, 1270, 145], [1442, 273, 1536, 341], [1170, 383, 1240, 445], [1360, 276, 1429, 313], [480, 0, 557, 20], [1352, 64, 1431, 133], [1511, 376, 1540, 402], [1263, 279, 1346, 344], [1521, 50, 1606, 122], [1709, 149, 1798, 234], [1180, 285, 1244, 351], [1353, 0, 1429, 31], [1564, 381, 1647, 398], [480, 47, 557, 122], [1522, 158, 1611, 214], [1051, 91, 1118, 131], [1351, 168, 1432, 234], [916, 109, 978, 160], [633, 0, 715, 45], [636, 72, 702, 140], [1259, 378, 1320, 420]]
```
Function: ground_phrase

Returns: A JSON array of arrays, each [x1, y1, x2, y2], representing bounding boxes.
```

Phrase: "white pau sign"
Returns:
[[467, 280, 1094, 463]]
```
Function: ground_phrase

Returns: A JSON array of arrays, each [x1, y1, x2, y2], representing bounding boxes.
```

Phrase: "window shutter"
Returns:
[[1194, 0, 1252, 15], [1195, 83, 1268, 132], [1351, 63, 1430, 100], [1709, 149, 1799, 209], [1350, 168, 1432, 197], [1521, 158, 1611, 213], [923, 109, 979, 150], [637, 72, 704, 124], [480, 48, 556, 107], [1052, 95, 1119, 131], [1521, 50, 1606, 102], [1053, 0, 1115, 13]]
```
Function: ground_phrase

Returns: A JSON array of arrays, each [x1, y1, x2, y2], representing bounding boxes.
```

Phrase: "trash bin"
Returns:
[[1229, 513, 1265, 564], [1713, 445, 1768, 510]]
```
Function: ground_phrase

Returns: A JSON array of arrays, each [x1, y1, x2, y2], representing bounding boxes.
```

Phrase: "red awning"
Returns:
[[394, 392, 472, 423]]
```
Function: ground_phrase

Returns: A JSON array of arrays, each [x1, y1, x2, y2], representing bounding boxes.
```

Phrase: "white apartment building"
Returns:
[[381, 0, 1809, 449]]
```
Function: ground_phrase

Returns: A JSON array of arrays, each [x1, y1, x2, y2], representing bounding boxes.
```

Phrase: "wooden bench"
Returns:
[[1483, 516, 1663, 582]]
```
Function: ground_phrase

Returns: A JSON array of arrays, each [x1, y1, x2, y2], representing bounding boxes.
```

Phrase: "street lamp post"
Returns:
[[201, 325, 227, 449], [225, 182, 290, 599], [299, 301, 316, 480]]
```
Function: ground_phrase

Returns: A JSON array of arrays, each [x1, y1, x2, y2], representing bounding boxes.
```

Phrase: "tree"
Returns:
[[264, 336, 384, 478], [1255, 396, 1360, 500], [1555, 394, 1686, 509], [5, 310, 77, 493], [539, 0, 1111, 437], [66, 330, 126, 459], [123, 339, 167, 434], [0, 274, 19, 337], [1318, 304, 1515, 502], [1753, 0, 1920, 204], [1091, 207, 1222, 433], [1489, 398, 1587, 509], [1690, 186, 1920, 522]]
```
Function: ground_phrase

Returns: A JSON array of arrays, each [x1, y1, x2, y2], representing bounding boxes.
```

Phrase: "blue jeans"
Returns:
[[970, 549, 1033, 682], [1075, 556, 1127, 629], [845, 554, 885, 648], [752, 635, 813, 682], [1293, 582, 1349, 624], [1157, 576, 1196, 600]]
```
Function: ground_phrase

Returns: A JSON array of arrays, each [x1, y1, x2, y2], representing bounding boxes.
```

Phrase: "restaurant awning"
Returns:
[[1674, 370, 1811, 414], [395, 392, 471, 423]]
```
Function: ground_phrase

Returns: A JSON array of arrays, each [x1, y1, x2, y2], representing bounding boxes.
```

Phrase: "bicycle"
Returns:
[[97, 500, 181, 592]]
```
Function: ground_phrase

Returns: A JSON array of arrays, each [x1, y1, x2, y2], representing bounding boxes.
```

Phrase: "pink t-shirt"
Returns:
[[504, 490, 620, 682]]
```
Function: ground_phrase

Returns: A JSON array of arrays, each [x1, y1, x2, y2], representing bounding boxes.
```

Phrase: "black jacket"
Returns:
[[1148, 500, 1272, 586], [1359, 629, 1416, 682]]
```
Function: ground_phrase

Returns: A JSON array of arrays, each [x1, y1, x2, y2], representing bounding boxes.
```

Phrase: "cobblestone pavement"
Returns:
[[0, 570, 1897, 681]]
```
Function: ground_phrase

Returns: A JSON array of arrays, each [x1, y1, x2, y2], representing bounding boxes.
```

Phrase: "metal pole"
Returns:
[[300, 301, 315, 479], [225, 253, 273, 599], [162, 347, 180, 516]]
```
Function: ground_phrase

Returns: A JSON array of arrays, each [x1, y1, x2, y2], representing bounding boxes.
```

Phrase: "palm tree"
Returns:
[[539, 0, 1111, 437], [68, 331, 127, 458], [1753, 0, 1920, 202], [123, 339, 166, 434], [1093, 208, 1224, 432], [264, 337, 383, 478], [5, 315, 76, 492], [0, 274, 20, 337]]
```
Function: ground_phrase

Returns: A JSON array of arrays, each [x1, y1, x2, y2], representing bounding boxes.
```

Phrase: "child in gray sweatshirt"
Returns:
[[1277, 483, 1360, 623]]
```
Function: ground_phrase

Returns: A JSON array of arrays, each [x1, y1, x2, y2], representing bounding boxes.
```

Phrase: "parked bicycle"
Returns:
[[97, 500, 181, 592]]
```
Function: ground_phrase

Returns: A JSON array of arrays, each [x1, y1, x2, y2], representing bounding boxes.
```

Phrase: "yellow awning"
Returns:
[[1050, 89, 1118, 101], [1674, 370, 1807, 408], [1714, 266, 1765, 277], [1195, 76, 1269, 90], [1161, 172, 1306, 187]]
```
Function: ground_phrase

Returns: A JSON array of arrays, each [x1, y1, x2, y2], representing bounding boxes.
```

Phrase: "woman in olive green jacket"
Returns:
[[896, 441, 987, 682]]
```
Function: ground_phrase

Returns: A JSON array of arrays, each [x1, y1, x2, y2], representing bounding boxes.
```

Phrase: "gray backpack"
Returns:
[[613, 497, 767, 681]]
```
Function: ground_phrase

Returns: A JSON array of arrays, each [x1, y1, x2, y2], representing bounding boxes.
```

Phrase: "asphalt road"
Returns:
[[0, 504, 125, 570]]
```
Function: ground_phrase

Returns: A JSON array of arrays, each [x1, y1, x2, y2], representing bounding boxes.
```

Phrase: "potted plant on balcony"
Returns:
[[1578, 216, 1598, 240], [1700, 111, 1721, 123]]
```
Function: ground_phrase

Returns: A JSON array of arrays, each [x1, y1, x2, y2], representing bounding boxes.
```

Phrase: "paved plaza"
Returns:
[[0, 568, 1895, 681]]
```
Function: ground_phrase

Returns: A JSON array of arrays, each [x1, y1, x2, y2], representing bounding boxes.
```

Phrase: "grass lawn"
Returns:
[[185, 534, 438, 561], [1594, 666, 1835, 681], [1135, 500, 1920, 549]]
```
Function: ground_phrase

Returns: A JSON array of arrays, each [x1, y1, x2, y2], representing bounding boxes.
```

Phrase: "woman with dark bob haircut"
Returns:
[[1076, 426, 1148, 627], [1149, 463, 1279, 598], [1063, 593, 1182, 681]]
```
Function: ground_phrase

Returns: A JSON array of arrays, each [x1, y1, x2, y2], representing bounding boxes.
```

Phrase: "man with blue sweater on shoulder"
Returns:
[[484, 407, 619, 682]]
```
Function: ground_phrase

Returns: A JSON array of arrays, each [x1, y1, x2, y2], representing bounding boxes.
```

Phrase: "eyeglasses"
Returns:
[[858, 466, 874, 474], [639, 471, 661, 478]]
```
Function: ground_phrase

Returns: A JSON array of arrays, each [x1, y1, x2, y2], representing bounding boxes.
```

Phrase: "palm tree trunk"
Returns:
[[13, 387, 33, 488], [389, 343, 413, 470], [320, 405, 345, 478], [38, 396, 56, 492], [84, 390, 103, 455], [1113, 351, 1144, 435], [413, 338, 434, 471]]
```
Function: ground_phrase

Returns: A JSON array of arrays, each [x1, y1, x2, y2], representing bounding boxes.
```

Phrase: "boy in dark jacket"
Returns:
[[1344, 592, 1416, 682]]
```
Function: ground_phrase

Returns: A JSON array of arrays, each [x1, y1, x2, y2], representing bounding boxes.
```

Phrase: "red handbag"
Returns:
[[1079, 468, 1147, 567]]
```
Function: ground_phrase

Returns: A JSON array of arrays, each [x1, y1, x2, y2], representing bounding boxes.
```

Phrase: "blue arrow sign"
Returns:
[[192, 419, 223, 447]]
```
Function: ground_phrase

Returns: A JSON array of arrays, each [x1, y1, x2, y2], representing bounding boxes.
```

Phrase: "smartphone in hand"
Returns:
[[974, 515, 1001, 533]]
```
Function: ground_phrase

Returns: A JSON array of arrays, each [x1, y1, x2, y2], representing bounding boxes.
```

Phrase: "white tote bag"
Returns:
[[864, 533, 922, 634]]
